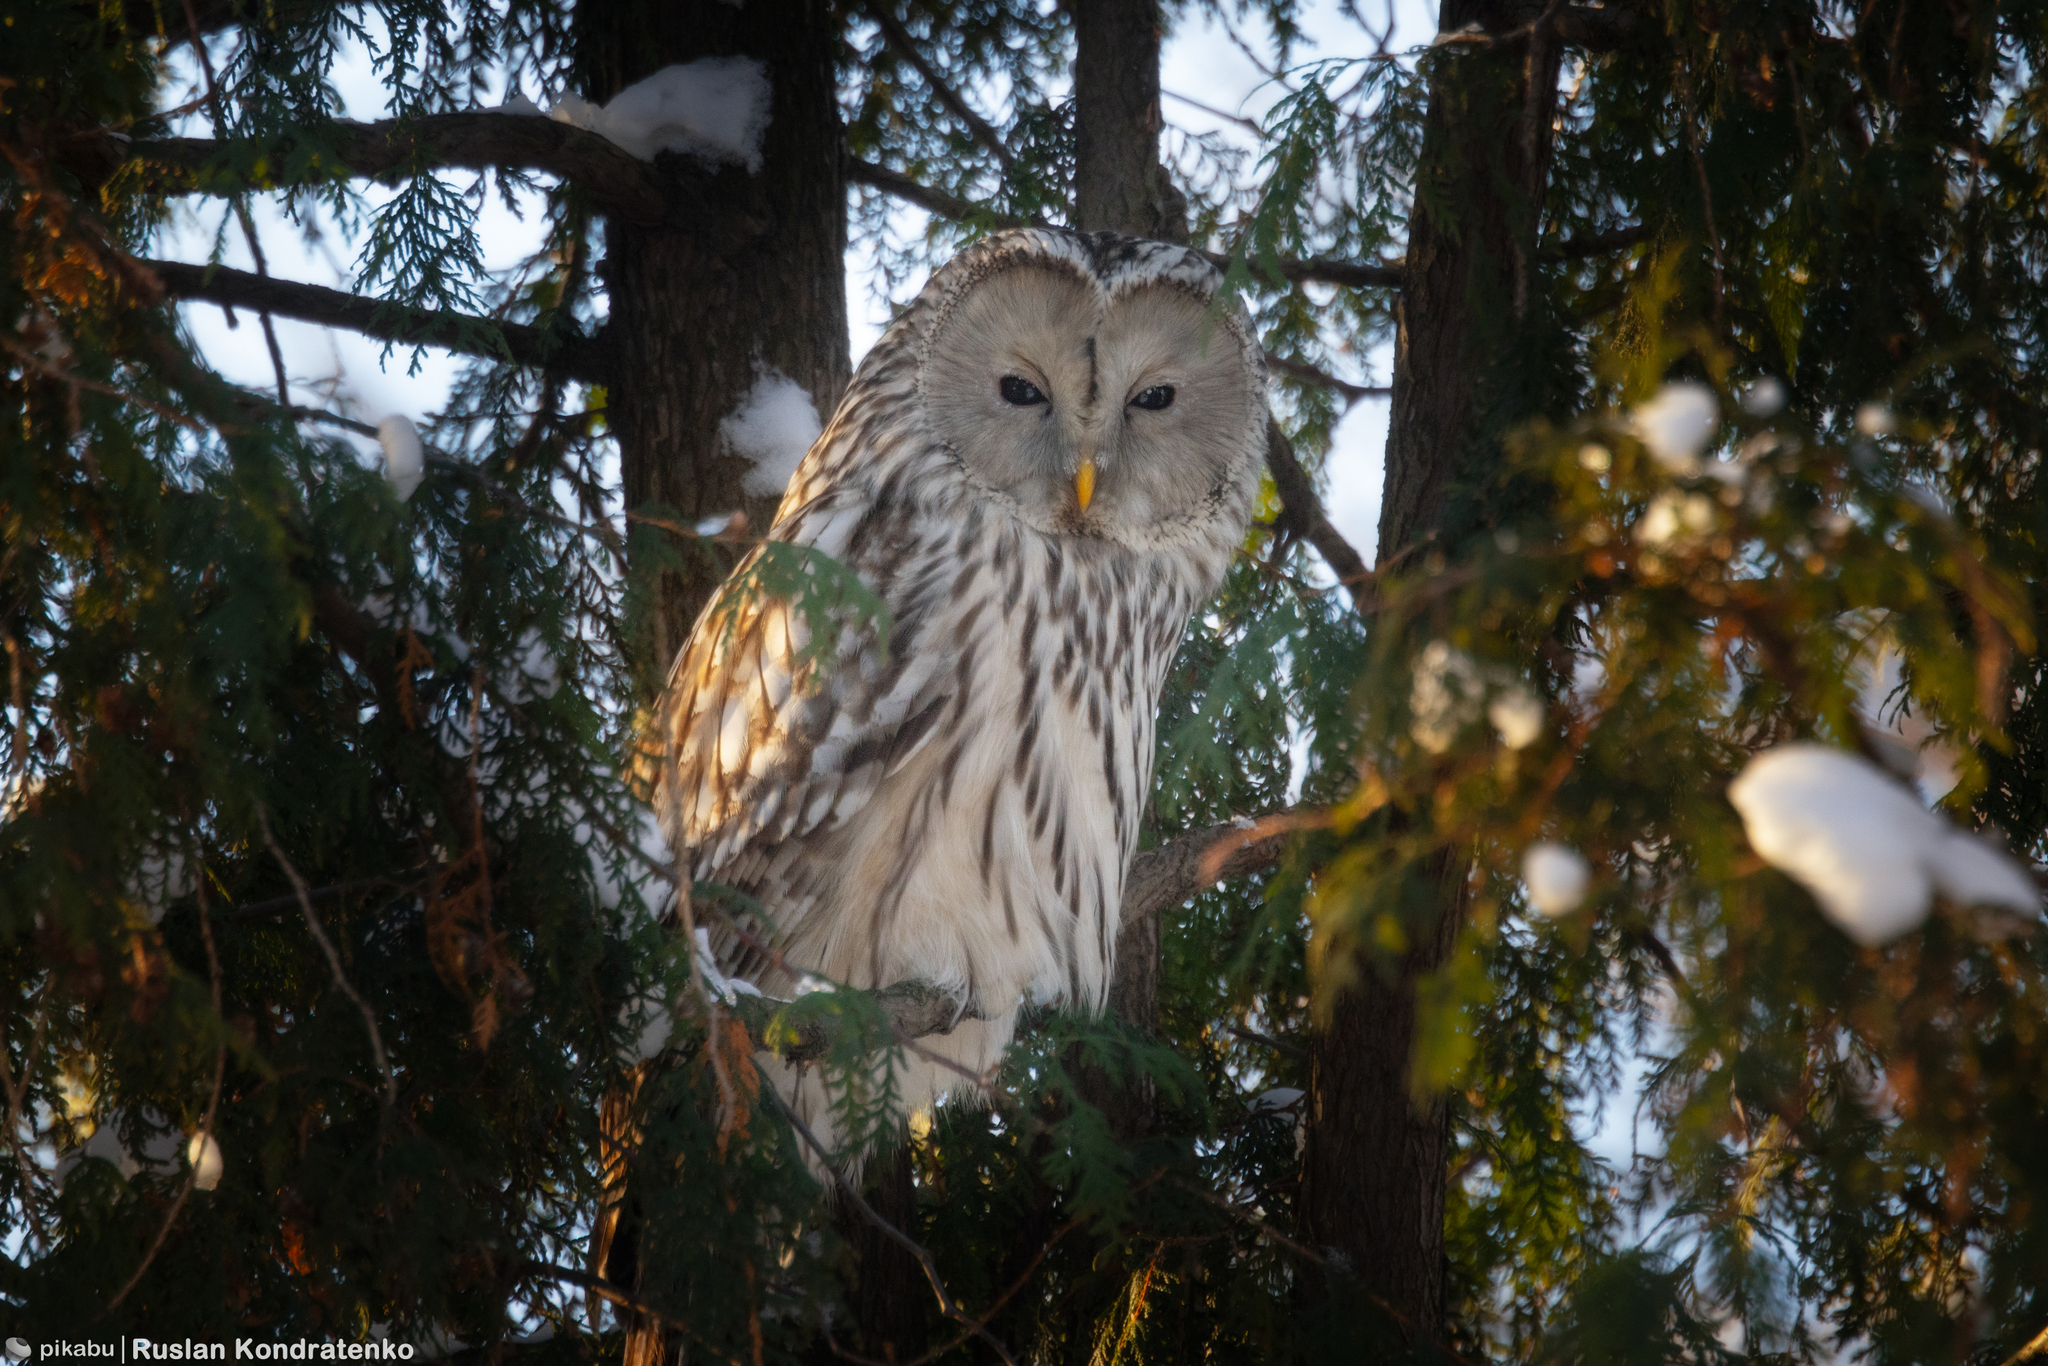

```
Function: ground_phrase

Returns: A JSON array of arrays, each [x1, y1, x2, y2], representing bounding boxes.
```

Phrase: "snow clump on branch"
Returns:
[[548, 59, 772, 172], [1522, 842, 1591, 917], [1727, 742, 2040, 946], [1631, 381, 1719, 475], [723, 365, 824, 498], [377, 416, 424, 501]]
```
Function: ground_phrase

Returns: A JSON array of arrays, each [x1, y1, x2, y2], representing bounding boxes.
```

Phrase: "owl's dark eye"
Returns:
[[999, 375, 1048, 406], [1130, 385, 1175, 411]]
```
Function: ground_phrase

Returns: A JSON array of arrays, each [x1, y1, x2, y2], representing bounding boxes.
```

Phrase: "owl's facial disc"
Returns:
[[922, 263, 1262, 538]]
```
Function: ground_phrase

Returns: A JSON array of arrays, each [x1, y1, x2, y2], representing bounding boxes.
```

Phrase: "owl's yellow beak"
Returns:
[[1075, 457, 1098, 512]]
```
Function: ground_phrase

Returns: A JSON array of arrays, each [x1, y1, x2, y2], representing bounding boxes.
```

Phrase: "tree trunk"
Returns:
[[1071, 0, 1187, 246], [579, 0, 851, 673], [1298, 0, 1564, 1343], [1071, 0, 1184, 1106], [573, 4, 860, 1362]]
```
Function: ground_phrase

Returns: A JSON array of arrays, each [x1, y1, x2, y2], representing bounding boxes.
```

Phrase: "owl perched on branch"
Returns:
[[655, 227, 1268, 1157]]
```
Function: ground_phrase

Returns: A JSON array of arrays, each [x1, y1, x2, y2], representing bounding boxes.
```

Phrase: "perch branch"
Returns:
[[142, 259, 610, 382], [1118, 816, 1297, 940]]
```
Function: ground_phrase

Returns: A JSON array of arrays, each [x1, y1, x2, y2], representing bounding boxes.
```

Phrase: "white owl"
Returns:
[[654, 227, 1269, 1156]]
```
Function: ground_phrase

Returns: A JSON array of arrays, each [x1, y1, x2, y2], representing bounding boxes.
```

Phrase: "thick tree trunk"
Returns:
[[1071, 0, 1184, 1095], [572, 5, 872, 1362], [1071, 0, 1186, 245], [1298, 0, 1564, 1342], [579, 0, 851, 673]]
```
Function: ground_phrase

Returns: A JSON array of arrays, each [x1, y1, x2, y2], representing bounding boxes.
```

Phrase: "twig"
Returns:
[[862, 1, 1019, 176], [1163, 88, 1263, 134], [1170, 1176, 1325, 1264], [2, 336, 211, 433], [1674, 58, 1726, 334], [256, 805, 399, 1110], [111, 875, 228, 1307], [0, 977, 56, 1253], [762, 1089, 1020, 1366], [1998, 1323, 2048, 1366], [181, 0, 291, 408], [519, 1260, 691, 1333], [143, 259, 610, 382]]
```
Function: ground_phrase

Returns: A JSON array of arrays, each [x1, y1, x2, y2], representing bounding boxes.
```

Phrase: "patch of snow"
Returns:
[[1726, 743, 2038, 946], [1488, 687, 1545, 750], [1740, 377, 1787, 417], [492, 92, 543, 117], [549, 59, 772, 171], [1632, 382, 1719, 475], [377, 416, 424, 501], [585, 806, 671, 918], [620, 992, 674, 1064], [1522, 842, 1591, 917], [187, 1132, 223, 1190], [722, 366, 823, 498]]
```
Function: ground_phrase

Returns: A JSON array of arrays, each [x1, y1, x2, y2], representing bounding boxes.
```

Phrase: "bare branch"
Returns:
[[844, 154, 1030, 227], [1263, 418, 1373, 605], [64, 114, 668, 225], [861, 2, 1021, 176], [142, 259, 610, 382], [1268, 354, 1390, 404], [844, 156, 1405, 290]]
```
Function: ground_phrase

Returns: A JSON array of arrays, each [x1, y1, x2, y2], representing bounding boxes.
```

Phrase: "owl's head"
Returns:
[[909, 229, 1268, 547]]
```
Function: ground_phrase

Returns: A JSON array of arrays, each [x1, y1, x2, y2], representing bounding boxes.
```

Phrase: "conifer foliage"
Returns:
[[6, 1, 2048, 1361]]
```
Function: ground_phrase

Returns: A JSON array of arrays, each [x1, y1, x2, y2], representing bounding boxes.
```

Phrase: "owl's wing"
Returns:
[[654, 489, 968, 922]]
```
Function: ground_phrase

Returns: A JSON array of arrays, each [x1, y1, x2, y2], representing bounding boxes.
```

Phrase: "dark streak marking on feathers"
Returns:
[[980, 794, 998, 887], [1001, 881, 1018, 941], [1013, 710, 1041, 781]]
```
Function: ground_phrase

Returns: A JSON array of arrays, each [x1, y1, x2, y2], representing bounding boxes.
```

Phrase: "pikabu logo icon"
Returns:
[[6, 1338, 31, 1362]]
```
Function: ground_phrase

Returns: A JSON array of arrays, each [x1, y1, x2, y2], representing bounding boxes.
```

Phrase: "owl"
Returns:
[[654, 227, 1269, 1158]]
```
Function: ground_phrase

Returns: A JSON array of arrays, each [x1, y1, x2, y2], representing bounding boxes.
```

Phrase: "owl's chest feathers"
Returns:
[[803, 518, 1204, 1013]]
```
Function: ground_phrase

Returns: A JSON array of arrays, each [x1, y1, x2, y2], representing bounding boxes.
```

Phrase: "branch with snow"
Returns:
[[1728, 743, 2040, 946], [543, 60, 771, 172]]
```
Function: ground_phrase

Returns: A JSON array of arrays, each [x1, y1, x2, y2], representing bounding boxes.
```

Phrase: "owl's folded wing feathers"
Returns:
[[653, 491, 964, 949]]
